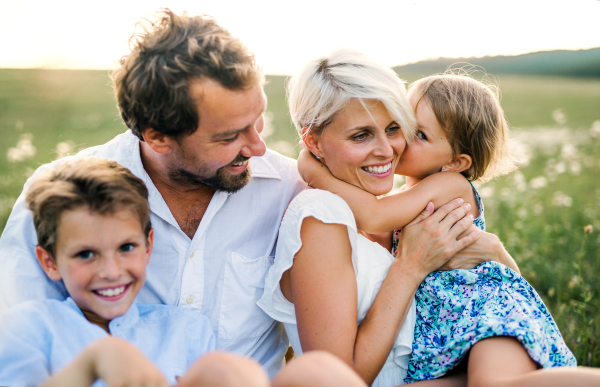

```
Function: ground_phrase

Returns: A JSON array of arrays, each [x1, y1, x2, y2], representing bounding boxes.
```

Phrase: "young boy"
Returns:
[[0, 156, 369, 387], [0, 157, 245, 386]]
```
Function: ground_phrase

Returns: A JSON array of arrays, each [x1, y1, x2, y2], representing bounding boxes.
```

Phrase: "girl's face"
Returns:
[[310, 99, 406, 195], [394, 93, 454, 180]]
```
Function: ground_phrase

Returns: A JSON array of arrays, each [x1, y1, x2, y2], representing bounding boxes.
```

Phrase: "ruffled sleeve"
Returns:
[[257, 189, 359, 323]]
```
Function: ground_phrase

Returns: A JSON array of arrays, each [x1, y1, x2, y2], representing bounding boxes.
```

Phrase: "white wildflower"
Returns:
[[552, 109, 567, 125], [517, 208, 528, 219], [552, 191, 573, 207], [554, 162, 566, 174], [55, 141, 76, 160], [269, 140, 295, 157], [7, 134, 36, 163], [569, 161, 581, 175], [590, 120, 600, 138], [260, 111, 275, 139], [479, 186, 494, 198], [529, 176, 547, 189], [533, 203, 543, 214]]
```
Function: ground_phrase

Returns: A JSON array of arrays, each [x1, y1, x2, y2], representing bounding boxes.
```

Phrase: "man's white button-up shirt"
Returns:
[[0, 131, 306, 377]]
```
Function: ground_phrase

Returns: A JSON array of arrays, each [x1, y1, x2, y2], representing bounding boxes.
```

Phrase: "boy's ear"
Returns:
[[144, 228, 154, 265], [301, 127, 323, 161], [141, 128, 173, 155], [35, 246, 62, 281], [443, 154, 472, 173]]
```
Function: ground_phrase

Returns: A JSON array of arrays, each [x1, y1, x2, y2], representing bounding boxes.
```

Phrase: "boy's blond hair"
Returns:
[[409, 72, 517, 182], [26, 157, 151, 258]]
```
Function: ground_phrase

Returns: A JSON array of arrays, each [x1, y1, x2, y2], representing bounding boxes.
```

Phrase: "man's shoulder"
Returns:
[[251, 149, 303, 185], [76, 130, 139, 166]]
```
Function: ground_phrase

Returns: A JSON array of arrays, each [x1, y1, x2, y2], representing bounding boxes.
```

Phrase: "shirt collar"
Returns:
[[63, 297, 140, 333], [249, 153, 282, 180]]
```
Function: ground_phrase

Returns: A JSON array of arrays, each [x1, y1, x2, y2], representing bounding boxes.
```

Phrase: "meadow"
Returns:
[[0, 69, 599, 366]]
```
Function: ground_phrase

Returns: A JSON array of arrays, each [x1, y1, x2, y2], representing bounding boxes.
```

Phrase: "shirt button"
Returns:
[[186, 296, 194, 304], [189, 252, 194, 258]]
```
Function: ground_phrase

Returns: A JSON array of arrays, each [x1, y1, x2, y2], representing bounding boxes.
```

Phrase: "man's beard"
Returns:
[[168, 154, 252, 193]]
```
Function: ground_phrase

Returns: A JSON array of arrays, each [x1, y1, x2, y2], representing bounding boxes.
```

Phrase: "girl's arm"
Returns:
[[41, 337, 169, 387], [289, 200, 479, 385], [298, 149, 476, 234]]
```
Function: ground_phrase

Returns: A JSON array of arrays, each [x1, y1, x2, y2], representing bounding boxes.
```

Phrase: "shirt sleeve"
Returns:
[[0, 164, 69, 307], [0, 308, 52, 386]]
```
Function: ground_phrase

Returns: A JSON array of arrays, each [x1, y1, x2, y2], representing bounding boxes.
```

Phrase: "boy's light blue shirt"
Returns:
[[0, 297, 216, 387]]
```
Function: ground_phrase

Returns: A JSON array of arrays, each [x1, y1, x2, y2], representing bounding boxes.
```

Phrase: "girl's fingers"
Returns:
[[405, 202, 434, 227], [428, 198, 464, 223]]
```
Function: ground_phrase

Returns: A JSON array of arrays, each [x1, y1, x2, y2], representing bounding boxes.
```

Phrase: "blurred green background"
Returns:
[[1, 48, 599, 366]]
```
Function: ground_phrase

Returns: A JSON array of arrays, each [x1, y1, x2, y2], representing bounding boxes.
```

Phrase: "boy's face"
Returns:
[[37, 207, 153, 323]]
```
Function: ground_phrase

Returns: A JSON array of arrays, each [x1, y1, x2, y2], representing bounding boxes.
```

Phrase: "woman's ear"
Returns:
[[141, 128, 173, 155], [36, 246, 62, 281], [442, 154, 472, 173], [301, 128, 323, 160]]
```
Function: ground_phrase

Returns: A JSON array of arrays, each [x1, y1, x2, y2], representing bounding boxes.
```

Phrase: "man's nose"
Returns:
[[240, 119, 267, 158]]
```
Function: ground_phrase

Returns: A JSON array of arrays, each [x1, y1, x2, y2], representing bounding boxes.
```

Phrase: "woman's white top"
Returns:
[[258, 189, 416, 387]]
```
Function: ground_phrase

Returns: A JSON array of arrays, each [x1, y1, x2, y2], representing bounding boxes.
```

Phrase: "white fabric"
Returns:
[[0, 130, 306, 378], [258, 189, 416, 387]]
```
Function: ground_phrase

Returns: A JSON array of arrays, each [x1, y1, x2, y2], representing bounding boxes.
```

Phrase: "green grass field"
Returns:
[[1, 69, 599, 366]]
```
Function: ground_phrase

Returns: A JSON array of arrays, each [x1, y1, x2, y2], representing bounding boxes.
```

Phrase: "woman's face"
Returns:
[[311, 99, 405, 195]]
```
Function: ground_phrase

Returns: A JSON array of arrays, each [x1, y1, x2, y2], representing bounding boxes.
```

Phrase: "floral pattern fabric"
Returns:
[[393, 183, 576, 383]]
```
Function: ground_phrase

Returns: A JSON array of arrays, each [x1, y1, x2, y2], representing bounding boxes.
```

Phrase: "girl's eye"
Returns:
[[119, 243, 135, 253], [77, 250, 94, 259], [417, 131, 428, 141]]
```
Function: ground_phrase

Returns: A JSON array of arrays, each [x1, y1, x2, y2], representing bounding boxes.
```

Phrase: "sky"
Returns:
[[1, 0, 599, 75]]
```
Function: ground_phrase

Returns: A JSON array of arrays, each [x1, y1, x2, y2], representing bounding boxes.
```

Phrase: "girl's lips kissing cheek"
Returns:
[[361, 162, 392, 177], [92, 283, 131, 301]]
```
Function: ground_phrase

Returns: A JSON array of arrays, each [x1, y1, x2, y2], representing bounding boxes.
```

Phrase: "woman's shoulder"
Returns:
[[284, 188, 356, 230]]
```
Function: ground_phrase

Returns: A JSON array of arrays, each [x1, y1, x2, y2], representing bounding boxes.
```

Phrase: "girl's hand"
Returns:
[[395, 199, 481, 280], [297, 149, 329, 185], [90, 337, 169, 387]]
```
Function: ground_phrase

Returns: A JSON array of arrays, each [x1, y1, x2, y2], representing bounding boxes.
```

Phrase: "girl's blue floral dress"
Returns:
[[393, 184, 576, 383]]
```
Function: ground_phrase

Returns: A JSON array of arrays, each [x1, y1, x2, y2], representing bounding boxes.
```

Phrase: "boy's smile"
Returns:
[[37, 207, 153, 330]]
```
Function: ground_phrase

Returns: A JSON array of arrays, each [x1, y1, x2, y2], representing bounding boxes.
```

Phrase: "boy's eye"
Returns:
[[119, 243, 135, 253], [416, 131, 428, 141], [77, 250, 94, 259]]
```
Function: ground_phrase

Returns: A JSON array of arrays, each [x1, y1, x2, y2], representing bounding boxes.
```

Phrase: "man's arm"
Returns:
[[0, 170, 68, 307]]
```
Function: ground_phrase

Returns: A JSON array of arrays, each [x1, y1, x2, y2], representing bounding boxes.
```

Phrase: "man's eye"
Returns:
[[120, 243, 135, 253], [417, 131, 428, 141], [223, 134, 239, 143], [77, 251, 94, 259]]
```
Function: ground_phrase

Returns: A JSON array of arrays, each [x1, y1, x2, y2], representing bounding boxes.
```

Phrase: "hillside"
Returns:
[[393, 47, 600, 78]]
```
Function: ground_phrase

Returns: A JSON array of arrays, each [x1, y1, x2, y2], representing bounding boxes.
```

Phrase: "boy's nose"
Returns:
[[98, 255, 123, 279]]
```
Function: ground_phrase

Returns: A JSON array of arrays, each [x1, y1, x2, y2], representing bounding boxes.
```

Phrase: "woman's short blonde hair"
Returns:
[[288, 48, 416, 141], [409, 72, 518, 182]]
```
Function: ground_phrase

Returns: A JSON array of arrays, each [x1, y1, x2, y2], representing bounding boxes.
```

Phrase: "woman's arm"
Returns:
[[297, 150, 477, 234], [41, 337, 169, 387], [289, 200, 480, 385]]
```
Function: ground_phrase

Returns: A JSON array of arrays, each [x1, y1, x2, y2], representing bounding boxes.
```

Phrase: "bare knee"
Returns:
[[273, 351, 367, 387], [179, 351, 269, 387]]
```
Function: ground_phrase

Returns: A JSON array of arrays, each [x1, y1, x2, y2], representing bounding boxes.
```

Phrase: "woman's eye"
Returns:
[[386, 126, 401, 135], [77, 251, 94, 259], [353, 133, 368, 141], [417, 131, 428, 141], [119, 243, 135, 253]]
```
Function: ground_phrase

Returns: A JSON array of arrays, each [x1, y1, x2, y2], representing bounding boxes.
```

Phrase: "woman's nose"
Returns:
[[372, 133, 394, 159]]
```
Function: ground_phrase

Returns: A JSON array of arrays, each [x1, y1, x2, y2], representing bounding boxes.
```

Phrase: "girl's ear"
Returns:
[[443, 154, 472, 173], [141, 128, 173, 155], [301, 128, 323, 161], [36, 246, 62, 281]]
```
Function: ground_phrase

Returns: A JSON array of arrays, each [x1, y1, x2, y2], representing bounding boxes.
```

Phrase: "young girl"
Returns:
[[297, 73, 599, 385]]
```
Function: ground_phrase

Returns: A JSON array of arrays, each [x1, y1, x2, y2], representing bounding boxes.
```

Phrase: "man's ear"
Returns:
[[36, 246, 62, 281], [141, 128, 173, 155], [443, 154, 472, 173], [301, 128, 323, 161]]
